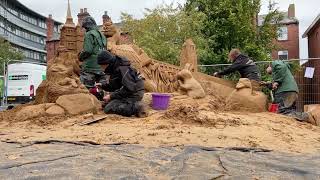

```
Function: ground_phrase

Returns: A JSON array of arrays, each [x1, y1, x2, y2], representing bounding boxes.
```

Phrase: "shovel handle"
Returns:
[[270, 91, 274, 102]]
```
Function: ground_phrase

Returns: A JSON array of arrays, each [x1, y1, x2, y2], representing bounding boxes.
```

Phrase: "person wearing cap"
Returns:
[[79, 16, 107, 90], [96, 50, 147, 118], [214, 49, 262, 90]]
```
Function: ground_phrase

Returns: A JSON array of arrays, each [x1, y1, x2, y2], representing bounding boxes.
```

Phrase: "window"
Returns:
[[278, 50, 288, 60], [277, 26, 288, 41]]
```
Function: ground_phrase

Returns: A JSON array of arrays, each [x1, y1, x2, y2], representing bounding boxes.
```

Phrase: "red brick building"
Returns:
[[303, 14, 320, 59], [300, 14, 320, 106], [259, 4, 300, 60]]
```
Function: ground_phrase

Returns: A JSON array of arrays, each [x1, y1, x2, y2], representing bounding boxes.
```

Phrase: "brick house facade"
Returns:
[[273, 4, 300, 60], [259, 4, 300, 60], [300, 14, 320, 107], [303, 14, 320, 59]]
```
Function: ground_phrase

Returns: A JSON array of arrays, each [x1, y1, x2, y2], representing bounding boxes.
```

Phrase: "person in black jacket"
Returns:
[[96, 50, 146, 117], [214, 49, 262, 90]]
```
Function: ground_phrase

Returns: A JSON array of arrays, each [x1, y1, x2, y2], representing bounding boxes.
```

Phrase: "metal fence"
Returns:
[[198, 58, 320, 112]]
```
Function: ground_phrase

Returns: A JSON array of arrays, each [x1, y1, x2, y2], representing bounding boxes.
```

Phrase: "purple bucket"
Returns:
[[152, 93, 171, 110]]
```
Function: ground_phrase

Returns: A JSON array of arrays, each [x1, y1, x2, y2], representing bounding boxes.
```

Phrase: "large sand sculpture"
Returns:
[[1, 3, 268, 123]]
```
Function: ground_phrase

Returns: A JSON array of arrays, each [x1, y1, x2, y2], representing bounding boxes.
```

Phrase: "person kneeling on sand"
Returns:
[[213, 49, 262, 91], [265, 60, 316, 125], [96, 50, 147, 118]]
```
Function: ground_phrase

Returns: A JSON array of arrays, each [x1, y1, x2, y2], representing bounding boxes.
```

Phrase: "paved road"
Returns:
[[0, 141, 320, 179]]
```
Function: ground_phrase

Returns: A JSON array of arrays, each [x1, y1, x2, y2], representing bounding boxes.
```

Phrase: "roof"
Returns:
[[302, 13, 320, 38], [258, 11, 298, 26], [13, 0, 62, 25]]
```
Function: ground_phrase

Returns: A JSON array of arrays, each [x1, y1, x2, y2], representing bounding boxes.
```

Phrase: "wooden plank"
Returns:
[[78, 115, 109, 126]]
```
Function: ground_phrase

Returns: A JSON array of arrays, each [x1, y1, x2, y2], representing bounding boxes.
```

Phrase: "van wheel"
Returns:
[[7, 105, 14, 110]]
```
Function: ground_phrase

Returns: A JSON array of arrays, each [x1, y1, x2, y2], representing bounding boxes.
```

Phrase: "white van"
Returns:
[[6, 63, 46, 104]]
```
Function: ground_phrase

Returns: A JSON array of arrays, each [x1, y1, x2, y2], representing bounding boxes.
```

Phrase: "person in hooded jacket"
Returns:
[[214, 49, 262, 90], [79, 16, 107, 90], [96, 50, 147, 118], [265, 60, 315, 124]]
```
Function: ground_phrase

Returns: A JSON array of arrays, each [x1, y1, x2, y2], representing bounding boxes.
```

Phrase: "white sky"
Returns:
[[18, 0, 320, 59]]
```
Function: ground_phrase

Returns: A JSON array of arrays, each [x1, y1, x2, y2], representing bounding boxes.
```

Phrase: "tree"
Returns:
[[0, 37, 24, 75], [0, 37, 24, 96], [121, 4, 209, 65], [185, 0, 283, 67]]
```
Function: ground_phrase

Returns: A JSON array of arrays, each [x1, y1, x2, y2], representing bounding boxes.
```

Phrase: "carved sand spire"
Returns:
[[65, 0, 75, 27], [180, 39, 198, 72]]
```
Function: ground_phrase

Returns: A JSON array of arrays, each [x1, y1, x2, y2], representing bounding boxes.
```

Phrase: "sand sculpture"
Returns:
[[226, 78, 267, 112], [4, 1, 268, 121], [43, 3, 267, 112], [177, 64, 206, 99], [35, 49, 87, 104], [180, 39, 198, 72]]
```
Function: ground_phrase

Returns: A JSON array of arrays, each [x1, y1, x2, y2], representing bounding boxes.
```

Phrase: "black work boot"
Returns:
[[135, 102, 147, 118]]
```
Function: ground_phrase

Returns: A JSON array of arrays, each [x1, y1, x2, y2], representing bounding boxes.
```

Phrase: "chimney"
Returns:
[[288, 4, 295, 18], [46, 14, 54, 41], [102, 11, 111, 24], [77, 8, 90, 26]]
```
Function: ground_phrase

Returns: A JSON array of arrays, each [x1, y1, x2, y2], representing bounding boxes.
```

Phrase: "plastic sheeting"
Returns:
[[0, 141, 319, 179]]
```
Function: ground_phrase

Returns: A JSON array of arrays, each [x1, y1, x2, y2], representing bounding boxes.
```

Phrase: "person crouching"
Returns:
[[97, 50, 147, 118]]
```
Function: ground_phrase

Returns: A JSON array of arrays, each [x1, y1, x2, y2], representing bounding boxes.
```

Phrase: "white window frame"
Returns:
[[278, 50, 289, 60], [277, 26, 288, 41]]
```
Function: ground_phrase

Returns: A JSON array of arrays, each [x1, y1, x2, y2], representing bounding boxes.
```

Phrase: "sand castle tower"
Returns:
[[179, 39, 198, 72]]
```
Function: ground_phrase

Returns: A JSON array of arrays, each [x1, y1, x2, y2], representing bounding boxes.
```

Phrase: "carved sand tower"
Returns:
[[180, 39, 198, 72], [59, 0, 77, 52], [35, 0, 90, 104]]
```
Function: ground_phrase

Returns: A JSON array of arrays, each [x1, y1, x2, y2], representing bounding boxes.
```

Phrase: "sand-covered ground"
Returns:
[[1, 94, 320, 154]]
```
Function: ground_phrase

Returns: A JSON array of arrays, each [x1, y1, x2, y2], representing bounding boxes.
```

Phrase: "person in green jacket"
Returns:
[[266, 60, 313, 123], [79, 16, 107, 90]]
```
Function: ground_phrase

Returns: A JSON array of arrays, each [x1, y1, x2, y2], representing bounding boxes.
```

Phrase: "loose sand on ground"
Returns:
[[1, 94, 320, 154]]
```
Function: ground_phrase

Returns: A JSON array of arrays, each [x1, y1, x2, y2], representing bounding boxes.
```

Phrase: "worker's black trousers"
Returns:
[[104, 99, 139, 117]]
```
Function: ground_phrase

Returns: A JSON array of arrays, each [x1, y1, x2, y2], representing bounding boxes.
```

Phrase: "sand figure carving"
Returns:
[[101, 15, 121, 48], [35, 50, 88, 104], [177, 64, 206, 99], [305, 105, 320, 126], [110, 44, 180, 93], [226, 78, 267, 112]]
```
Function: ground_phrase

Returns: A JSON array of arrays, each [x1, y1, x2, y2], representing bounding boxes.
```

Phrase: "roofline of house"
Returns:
[[302, 13, 320, 38]]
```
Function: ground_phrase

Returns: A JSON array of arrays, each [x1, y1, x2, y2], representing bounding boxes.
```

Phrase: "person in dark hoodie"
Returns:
[[96, 50, 147, 118], [79, 16, 107, 90], [214, 49, 261, 90]]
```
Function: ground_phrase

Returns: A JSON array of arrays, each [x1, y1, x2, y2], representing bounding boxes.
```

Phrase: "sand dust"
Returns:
[[1, 94, 320, 154]]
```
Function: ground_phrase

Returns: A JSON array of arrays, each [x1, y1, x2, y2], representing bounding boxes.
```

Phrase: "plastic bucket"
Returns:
[[268, 103, 279, 113], [152, 93, 171, 110]]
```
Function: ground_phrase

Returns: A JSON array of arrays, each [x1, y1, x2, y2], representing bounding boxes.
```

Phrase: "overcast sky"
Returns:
[[19, 0, 320, 59]]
